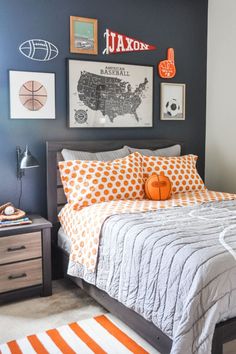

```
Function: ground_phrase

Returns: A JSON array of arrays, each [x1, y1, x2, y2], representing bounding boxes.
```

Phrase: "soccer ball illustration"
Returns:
[[165, 98, 181, 117]]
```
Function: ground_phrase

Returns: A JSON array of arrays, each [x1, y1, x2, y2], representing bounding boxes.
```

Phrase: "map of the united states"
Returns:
[[77, 71, 148, 123]]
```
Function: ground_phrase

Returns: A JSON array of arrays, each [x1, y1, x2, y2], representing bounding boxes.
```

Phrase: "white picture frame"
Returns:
[[160, 83, 186, 120], [9, 70, 55, 119], [68, 59, 153, 128]]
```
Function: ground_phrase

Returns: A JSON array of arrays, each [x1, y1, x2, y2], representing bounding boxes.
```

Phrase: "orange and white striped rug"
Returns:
[[0, 314, 160, 353]]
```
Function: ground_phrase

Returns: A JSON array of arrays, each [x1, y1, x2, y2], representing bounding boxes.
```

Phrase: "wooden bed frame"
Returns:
[[46, 139, 235, 354]]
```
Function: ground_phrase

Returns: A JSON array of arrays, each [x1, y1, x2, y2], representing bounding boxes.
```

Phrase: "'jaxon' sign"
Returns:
[[103, 29, 156, 54]]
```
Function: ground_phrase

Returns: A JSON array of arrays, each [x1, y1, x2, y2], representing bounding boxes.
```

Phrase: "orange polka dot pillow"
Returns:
[[142, 154, 205, 194], [58, 152, 144, 209]]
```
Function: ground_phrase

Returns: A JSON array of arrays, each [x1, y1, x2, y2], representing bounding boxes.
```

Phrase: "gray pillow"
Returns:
[[125, 144, 181, 157], [61, 146, 130, 161]]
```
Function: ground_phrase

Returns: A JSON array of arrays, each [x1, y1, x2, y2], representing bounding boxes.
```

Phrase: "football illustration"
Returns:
[[165, 98, 181, 117], [19, 39, 58, 61]]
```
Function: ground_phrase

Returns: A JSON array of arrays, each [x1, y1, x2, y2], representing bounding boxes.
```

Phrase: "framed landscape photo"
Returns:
[[68, 59, 154, 128], [9, 70, 55, 119], [70, 16, 98, 55], [160, 83, 186, 120]]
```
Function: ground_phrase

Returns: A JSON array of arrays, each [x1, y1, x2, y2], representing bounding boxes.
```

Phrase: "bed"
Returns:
[[46, 140, 236, 354]]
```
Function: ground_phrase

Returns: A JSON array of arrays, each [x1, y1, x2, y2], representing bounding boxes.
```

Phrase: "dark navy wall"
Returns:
[[0, 0, 208, 215]]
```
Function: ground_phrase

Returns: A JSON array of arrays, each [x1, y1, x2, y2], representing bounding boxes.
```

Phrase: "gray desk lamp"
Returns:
[[16, 146, 39, 207]]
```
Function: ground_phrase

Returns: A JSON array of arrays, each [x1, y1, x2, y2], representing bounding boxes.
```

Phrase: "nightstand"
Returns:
[[0, 215, 52, 304]]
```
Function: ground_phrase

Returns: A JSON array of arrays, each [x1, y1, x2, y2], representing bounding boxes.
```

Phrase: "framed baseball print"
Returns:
[[160, 83, 186, 120], [68, 59, 154, 128], [9, 71, 55, 119], [70, 16, 98, 55]]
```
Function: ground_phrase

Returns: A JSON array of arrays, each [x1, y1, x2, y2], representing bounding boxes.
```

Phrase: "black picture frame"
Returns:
[[67, 58, 154, 128]]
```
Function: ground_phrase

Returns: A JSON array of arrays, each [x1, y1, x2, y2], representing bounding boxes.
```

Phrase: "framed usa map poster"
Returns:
[[68, 59, 153, 128]]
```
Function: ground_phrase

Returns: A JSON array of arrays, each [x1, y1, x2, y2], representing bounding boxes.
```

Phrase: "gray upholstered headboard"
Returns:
[[46, 139, 183, 225]]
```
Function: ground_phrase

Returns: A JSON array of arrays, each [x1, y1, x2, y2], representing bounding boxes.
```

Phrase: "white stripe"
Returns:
[[36, 332, 63, 353], [219, 224, 236, 261], [0, 343, 11, 354], [58, 325, 93, 354], [0, 315, 159, 354], [107, 314, 160, 353], [79, 318, 131, 354], [16, 337, 36, 353]]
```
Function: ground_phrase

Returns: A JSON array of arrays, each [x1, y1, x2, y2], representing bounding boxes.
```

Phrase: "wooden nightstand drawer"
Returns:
[[0, 232, 42, 265], [0, 215, 52, 303], [0, 259, 42, 293]]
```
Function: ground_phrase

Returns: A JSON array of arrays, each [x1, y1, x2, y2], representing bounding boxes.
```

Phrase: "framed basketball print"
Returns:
[[9, 71, 55, 119], [68, 59, 153, 128], [160, 83, 186, 120], [70, 16, 98, 55]]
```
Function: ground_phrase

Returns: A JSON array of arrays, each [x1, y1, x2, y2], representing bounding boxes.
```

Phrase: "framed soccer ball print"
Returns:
[[9, 70, 55, 119], [68, 59, 154, 128], [160, 83, 186, 120]]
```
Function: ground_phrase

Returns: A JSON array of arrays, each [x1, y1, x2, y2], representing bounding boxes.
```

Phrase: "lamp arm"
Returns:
[[16, 146, 24, 180]]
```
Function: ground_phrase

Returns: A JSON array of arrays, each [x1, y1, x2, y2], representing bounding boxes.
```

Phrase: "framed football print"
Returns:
[[68, 59, 154, 128], [160, 83, 186, 120], [70, 16, 98, 55], [9, 71, 55, 119]]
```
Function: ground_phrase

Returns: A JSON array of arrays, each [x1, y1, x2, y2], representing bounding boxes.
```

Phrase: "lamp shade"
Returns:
[[20, 146, 39, 169]]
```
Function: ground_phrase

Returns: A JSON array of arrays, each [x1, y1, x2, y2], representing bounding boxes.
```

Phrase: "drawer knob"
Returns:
[[8, 273, 27, 280], [7, 245, 26, 252]]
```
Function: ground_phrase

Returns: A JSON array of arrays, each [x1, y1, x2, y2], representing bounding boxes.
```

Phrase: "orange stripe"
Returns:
[[27, 335, 49, 354], [46, 328, 76, 354], [7, 341, 22, 354], [69, 322, 106, 354], [95, 315, 149, 354]]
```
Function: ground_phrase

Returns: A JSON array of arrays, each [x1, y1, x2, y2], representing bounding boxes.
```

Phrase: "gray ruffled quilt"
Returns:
[[68, 200, 236, 354]]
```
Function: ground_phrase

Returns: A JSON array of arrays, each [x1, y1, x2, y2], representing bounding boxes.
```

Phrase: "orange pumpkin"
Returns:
[[145, 173, 172, 201], [158, 48, 176, 79]]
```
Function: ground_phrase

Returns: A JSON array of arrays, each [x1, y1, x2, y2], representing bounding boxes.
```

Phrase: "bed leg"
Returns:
[[212, 332, 223, 354], [212, 344, 223, 354]]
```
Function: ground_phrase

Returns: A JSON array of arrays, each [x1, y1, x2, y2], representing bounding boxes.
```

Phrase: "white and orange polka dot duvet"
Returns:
[[59, 190, 236, 274]]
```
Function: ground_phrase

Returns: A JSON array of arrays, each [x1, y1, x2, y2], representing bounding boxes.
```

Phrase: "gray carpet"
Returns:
[[0, 279, 235, 353], [0, 279, 106, 343]]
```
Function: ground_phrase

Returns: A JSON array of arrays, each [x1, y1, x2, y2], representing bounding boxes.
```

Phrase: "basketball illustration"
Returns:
[[19, 80, 47, 111]]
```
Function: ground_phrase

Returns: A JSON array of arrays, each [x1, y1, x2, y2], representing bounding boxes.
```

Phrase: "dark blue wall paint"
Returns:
[[0, 0, 208, 215]]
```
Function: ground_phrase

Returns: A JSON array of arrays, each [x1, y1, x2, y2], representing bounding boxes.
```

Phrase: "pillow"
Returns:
[[58, 152, 144, 209], [61, 146, 130, 161], [142, 154, 205, 194], [125, 144, 181, 157], [145, 173, 172, 200]]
